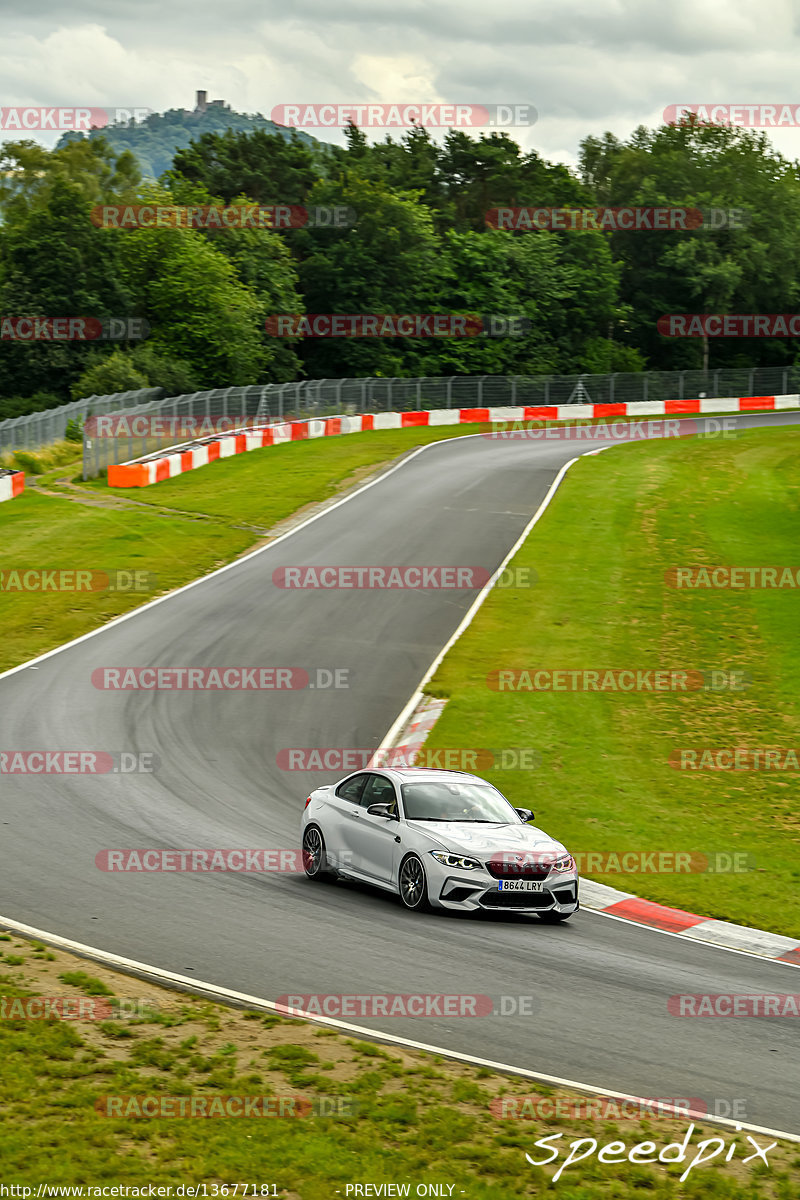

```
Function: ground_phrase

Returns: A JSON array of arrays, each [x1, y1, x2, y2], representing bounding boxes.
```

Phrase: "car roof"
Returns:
[[365, 767, 486, 784]]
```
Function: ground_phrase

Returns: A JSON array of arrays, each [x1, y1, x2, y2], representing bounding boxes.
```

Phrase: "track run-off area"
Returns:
[[2, 412, 799, 1138]]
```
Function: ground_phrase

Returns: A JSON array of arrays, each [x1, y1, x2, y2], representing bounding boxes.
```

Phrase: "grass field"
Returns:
[[0, 931, 797, 1196], [424, 425, 800, 935]]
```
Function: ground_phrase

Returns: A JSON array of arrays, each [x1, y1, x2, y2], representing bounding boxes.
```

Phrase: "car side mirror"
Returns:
[[515, 807, 534, 822], [367, 803, 397, 819]]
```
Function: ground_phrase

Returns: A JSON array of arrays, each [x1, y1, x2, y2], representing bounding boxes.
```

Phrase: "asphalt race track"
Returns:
[[1, 413, 798, 1135]]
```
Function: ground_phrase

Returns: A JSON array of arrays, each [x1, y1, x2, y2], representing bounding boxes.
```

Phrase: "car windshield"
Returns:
[[401, 780, 519, 823]]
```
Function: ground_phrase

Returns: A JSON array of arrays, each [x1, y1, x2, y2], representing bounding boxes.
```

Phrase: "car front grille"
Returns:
[[484, 858, 551, 881]]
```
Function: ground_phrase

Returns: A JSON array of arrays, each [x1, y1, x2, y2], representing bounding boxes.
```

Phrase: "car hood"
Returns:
[[405, 820, 567, 858]]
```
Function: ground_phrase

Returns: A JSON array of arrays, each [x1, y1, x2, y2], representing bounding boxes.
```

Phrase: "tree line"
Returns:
[[1, 117, 799, 419]]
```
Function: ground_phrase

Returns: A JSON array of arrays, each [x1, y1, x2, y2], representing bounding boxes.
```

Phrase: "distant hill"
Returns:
[[56, 91, 330, 181]]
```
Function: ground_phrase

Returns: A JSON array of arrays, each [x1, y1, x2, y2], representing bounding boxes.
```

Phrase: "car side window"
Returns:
[[335, 773, 369, 805], [361, 774, 397, 811]]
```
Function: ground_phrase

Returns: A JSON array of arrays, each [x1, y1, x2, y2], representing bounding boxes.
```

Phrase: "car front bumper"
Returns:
[[433, 869, 579, 914]]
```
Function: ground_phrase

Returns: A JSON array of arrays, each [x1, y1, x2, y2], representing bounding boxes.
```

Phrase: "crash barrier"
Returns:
[[0, 469, 25, 503], [107, 395, 800, 488]]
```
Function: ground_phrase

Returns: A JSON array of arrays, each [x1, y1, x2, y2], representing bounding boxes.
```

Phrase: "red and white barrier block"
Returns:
[[0, 470, 25, 504], [107, 395, 800, 488]]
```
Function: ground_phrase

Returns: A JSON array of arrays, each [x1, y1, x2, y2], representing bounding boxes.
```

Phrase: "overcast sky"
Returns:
[[2, 0, 800, 167]]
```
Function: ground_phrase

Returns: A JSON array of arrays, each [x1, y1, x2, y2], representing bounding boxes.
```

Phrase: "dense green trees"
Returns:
[[2, 113, 800, 415]]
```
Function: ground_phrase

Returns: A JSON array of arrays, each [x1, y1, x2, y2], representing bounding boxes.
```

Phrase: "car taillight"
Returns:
[[304, 796, 312, 809]]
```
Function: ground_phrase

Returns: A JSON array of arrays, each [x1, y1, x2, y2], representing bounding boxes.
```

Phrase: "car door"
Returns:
[[324, 773, 370, 871], [345, 773, 401, 885]]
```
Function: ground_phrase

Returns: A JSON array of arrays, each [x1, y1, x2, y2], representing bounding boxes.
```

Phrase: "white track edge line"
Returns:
[[0, 911, 796, 1144]]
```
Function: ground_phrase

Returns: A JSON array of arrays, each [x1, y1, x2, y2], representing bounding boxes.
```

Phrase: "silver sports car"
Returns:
[[301, 767, 579, 921]]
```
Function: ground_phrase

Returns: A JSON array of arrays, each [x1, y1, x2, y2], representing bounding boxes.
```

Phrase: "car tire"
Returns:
[[538, 910, 573, 923], [302, 825, 329, 879], [398, 854, 431, 911]]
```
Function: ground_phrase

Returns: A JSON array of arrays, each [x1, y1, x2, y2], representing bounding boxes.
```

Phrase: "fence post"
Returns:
[[643, 375, 648, 402], [416, 379, 422, 411]]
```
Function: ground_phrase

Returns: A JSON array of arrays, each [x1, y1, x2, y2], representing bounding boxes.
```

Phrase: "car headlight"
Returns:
[[430, 851, 482, 871], [552, 854, 575, 873]]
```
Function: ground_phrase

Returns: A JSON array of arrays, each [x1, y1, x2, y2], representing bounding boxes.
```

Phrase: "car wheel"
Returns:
[[302, 825, 328, 879], [538, 910, 573, 923], [398, 854, 430, 911]]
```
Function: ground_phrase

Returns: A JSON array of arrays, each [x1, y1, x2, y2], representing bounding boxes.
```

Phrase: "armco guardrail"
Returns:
[[107, 394, 800, 489], [79, 366, 800, 478]]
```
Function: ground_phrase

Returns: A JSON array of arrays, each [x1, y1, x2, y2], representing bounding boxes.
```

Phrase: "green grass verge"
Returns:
[[425, 425, 800, 936], [1, 934, 797, 1195]]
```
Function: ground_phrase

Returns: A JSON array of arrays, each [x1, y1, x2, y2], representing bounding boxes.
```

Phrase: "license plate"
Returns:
[[498, 880, 543, 892]]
